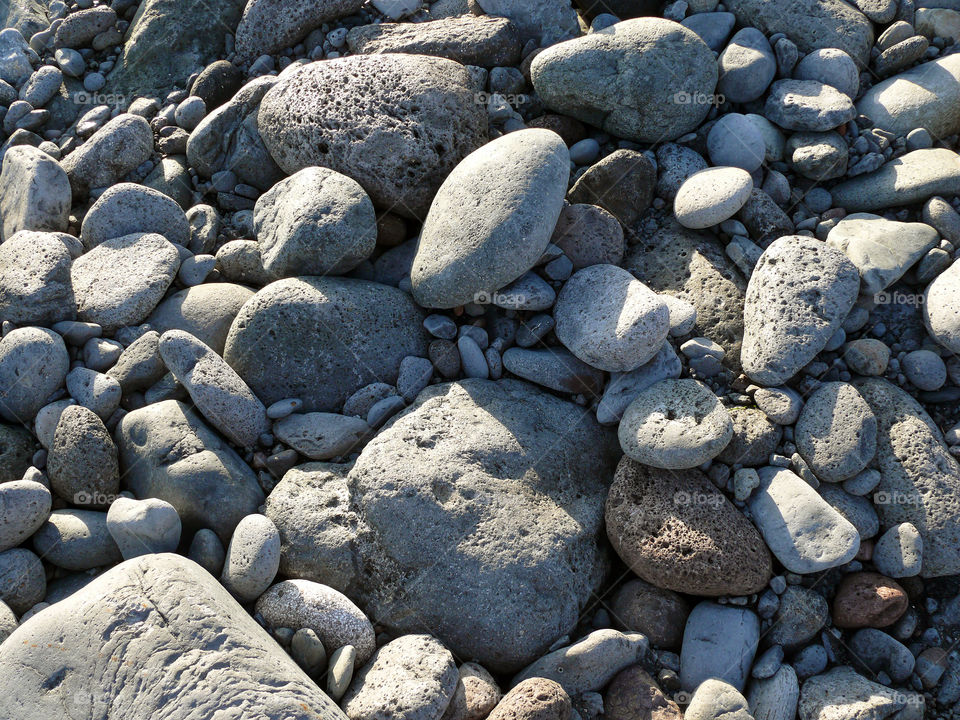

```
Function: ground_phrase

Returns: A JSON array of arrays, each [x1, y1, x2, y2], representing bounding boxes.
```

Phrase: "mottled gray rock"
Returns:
[[0, 554, 349, 720], [724, 0, 873, 64], [254, 167, 376, 278], [685, 679, 752, 720], [674, 167, 754, 229], [624, 220, 746, 370], [115, 400, 264, 542], [65, 365, 121, 421], [60, 114, 153, 195], [501, 347, 604, 395], [0, 0, 47, 39], [475, 0, 578, 45], [854, 377, 960, 577], [346, 16, 520, 67], [742, 236, 859, 386], [411, 129, 568, 309], [255, 579, 376, 663], [273, 412, 369, 460], [343, 634, 458, 720], [0, 480, 50, 553], [223, 277, 427, 412], [857, 54, 960, 139], [550, 203, 625, 270], [531, 18, 718, 143], [48, 404, 119, 506], [655, 143, 709, 201], [0, 599, 15, 643], [265, 379, 618, 672], [0, 327, 69, 424], [796, 382, 877, 482], [235, 0, 363, 63], [606, 457, 772, 596], [716, 406, 782, 467], [32, 509, 121, 570], [795, 48, 859, 98], [827, 213, 939, 295], [186, 76, 284, 192], [221, 514, 280, 602], [619, 379, 732, 469], [717, 28, 776, 104], [748, 665, 799, 720], [71, 232, 180, 331], [259, 55, 487, 219], [748, 466, 860, 573], [512, 629, 648, 697], [565, 148, 656, 227], [106, 330, 165, 393], [764, 80, 856, 132], [554, 264, 668, 372], [148, 284, 254, 355], [680, 602, 759, 692], [0, 230, 75, 326], [159, 329, 269, 448], [924, 257, 960, 354], [873, 522, 923, 578], [0, 145, 70, 242], [106, 496, 181, 560], [798, 666, 922, 720], [0, 548, 44, 614], [786, 131, 848, 181], [831, 149, 960, 212], [80, 183, 189, 249]]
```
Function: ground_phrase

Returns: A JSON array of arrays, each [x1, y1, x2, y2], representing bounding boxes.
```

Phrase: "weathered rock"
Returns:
[[0, 327, 69, 424], [853, 377, 960, 577], [605, 457, 772, 596], [79, 182, 190, 249], [741, 236, 859, 386], [748, 665, 799, 720], [411, 129, 568, 309], [924, 257, 960, 354], [0, 230, 75, 326], [798, 666, 923, 720], [60, 114, 153, 196], [609, 579, 689, 650], [531, 18, 718, 143], [259, 55, 487, 219], [223, 277, 427, 412], [475, 0, 578, 45], [0, 145, 70, 242], [48, 404, 119, 507], [265, 379, 618, 672], [235, 0, 363, 63], [566, 149, 656, 227], [795, 382, 877, 482], [832, 572, 908, 629], [0, 554, 349, 720], [487, 678, 572, 720], [716, 406, 782, 467], [115, 400, 264, 542], [604, 665, 682, 720], [831, 148, 960, 212], [685, 679, 753, 720], [148, 283, 255, 355], [0, 480, 51, 553], [680, 602, 759, 691]]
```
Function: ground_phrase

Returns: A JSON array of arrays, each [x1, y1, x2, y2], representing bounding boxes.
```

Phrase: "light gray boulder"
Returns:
[[0, 327, 69, 424], [798, 666, 922, 720], [0, 145, 70, 242], [411, 129, 569, 309], [0, 554, 349, 720], [60, 114, 153, 195], [80, 182, 190, 249], [0, 230, 75, 326], [0, 480, 51, 553], [148, 283, 255, 355]]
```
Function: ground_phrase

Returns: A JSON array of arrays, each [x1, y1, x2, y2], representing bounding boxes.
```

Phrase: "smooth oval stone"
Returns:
[[605, 457, 772, 596], [410, 129, 569, 309], [221, 514, 281, 602], [724, 0, 873, 64], [258, 55, 488, 219], [0, 145, 70, 242], [748, 466, 861, 574], [342, 634, 458, 720], [794, 48, 859, 98], [618, 379, 733, 469], [924, 258, 960, 354], [741, 236, 860, 386], [795, 382, 877, 482], [0, 230, 76, 326], [0, 480, 51, 553], [685, 679, 752, 720], [71, 232, 180, 331], [272, 412, 370, 460], [32, 509, 122, 571], [531, 18, 718, 143], [674, 167, 753, 229], [707, 112, 767, 171], [255, 579, 376, 663], [831, 148, 960, 212], [106, 496, 181, 560], [223, 277, 427, 412], [0, 326, 69, 424], [60, 113, 153, 196], [159, 330, 269, 448], [79, 182, 190, 249], [854, 377, 960, 577], [554, 264, 669, 372], [717, 28, 776, 104], [680, 602, 759, 692], [857, 53, 960, 139], [873, 522, 923, 578], [148, 283, 255, 355]]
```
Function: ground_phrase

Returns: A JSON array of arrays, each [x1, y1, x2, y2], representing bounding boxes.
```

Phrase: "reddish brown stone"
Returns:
[[832, 571, 909, 629], [604, 665, 682, 720], [487, 678, 571, 720]]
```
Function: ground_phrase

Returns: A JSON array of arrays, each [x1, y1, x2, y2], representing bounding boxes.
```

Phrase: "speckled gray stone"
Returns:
[[0, 327, 69, 424], [221, 514, 280, 602], [0, 480, 51, 553], [0, 145, 70, 242], [273, 412, 369, 460], [47, 404, 119, 507], [32, 508, 122, 571], [0, 230, 75, 326], [106, 496, 181, 560], [60, 114, 153, 195], [795, 382, 877, 482], [80, 183, 189, 249]]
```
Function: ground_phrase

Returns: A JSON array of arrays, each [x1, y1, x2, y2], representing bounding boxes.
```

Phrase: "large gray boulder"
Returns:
[[410, 129, 569, 309], [147, 283, 255, 355], [854, 378, 960, 577], [0, 554, 348, 720], [0, 146, 70, 242], [234, 0, 363, 64], [107, 0, 246, 102], [0, 0, 48, 38], [265, 379, 619, 672], [0, 231, 75, 326], [531, 19, 717, 143], [223, 277, 428, 412], [258, 55, 488, 219], [115, 400, 264, 542], [724, 0, 873, 65]]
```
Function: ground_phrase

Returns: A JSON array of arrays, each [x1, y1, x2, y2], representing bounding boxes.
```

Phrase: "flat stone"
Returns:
[[411, 129, 568, 309], [831, 148, 960, 212], [501, 347, 605, 395], [273, 412, 369, 459], [223, 277, 427, 412], [680, 602, 759, 691], [531, 18, 718, 144], [674, 167, 754, 230], [0, 554, 348, 720], [748, 466, 861, 573], [605, 457, 772, 596], [764, 79, 856, 132]]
